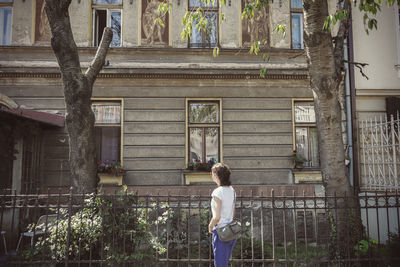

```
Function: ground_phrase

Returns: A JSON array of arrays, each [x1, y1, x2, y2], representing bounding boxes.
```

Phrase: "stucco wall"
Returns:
[[69, 0, 91, 46], [220, 1, 240, 48], [352, 4, 400, 90], [7, 1, 296, 50], [269, 0, 290, 49], [11, 0, 33, 45]]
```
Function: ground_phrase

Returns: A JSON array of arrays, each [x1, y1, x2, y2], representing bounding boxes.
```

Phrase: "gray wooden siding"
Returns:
[[0, 77, 312, 187], [40, 128, 70, 187]]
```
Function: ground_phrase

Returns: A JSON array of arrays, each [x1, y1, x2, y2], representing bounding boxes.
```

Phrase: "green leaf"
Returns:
[[260, 68, 267, 78], [274, 24, 287, 37], [155, 17, 165, 28], [213, 47, 220, 57], [262, 54, 270, 62]]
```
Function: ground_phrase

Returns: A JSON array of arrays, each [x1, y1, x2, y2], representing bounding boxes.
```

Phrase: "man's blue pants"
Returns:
[[212, 229, 237, 267]]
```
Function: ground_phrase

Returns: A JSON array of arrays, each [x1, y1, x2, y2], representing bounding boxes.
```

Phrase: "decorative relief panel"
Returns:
[[242, 0, 270, 47], [35, 0, 51, 45], [141, 0, 169, 46]]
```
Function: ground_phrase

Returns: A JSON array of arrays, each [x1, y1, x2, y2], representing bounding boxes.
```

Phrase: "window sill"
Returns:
[[292, 169, 322, 184], [183, 171, 212, 185], [98, 173, 123, 186]]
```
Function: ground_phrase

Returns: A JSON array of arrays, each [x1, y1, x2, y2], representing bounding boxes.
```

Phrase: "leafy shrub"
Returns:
[[21, 190, 167, 265]]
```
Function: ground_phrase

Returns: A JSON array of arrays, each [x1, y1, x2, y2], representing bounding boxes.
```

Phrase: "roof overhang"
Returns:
[[0, 107, 65, 127]]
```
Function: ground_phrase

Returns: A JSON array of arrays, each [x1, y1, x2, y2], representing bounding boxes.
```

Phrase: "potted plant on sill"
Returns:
[[187, 158, 216, 172], [292, 149, 307, 169], [97, 160, 124, 186]]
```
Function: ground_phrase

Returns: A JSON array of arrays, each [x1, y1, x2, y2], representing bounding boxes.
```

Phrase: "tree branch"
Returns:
[[85, 27, 113, 85], [344, 60, 369, 80], [45, 0, 81, 75], [333, 0, 351, 74]]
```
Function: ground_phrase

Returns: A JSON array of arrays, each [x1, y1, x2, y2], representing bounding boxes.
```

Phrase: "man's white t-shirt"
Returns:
[[211, 186, 235, 229]]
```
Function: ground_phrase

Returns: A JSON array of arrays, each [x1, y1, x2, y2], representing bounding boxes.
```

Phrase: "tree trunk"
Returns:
[[303, 0, 361, 259], [45, 0, 113, 192]]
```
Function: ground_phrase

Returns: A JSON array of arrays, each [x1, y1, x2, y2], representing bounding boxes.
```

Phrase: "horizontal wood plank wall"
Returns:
[[0, 77, 312, 187]]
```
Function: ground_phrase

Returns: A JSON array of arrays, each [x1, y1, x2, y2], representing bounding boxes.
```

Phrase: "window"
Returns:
[[92, 0, 122, 47], [291, 0, 303, 49], [186, 99, 221, 166], [293, 100, 320, 167], [0, 0, 12, 45], [189, 0, 218, 48], [92, 100, 123, 164]]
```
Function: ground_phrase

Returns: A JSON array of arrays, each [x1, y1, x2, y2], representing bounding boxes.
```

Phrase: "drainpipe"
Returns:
[[344, 38, 354, 187]]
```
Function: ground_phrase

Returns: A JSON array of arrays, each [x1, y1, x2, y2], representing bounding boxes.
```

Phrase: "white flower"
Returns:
[[245, 222, 251, 227]]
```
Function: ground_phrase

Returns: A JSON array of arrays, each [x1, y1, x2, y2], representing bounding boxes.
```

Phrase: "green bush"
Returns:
[[20, 190, 168, 265]]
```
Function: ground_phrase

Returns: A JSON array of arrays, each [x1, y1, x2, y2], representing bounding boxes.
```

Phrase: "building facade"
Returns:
[[351, 3, 400, 192], [0, 0, 325, 194]]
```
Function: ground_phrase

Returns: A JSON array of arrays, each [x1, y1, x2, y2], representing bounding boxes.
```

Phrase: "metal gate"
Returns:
[[360, 113, 400, 191]]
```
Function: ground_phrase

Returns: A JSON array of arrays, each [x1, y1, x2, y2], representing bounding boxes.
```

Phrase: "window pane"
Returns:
[[291, 0, 303, 9], [291, 13, 303, 49], [94, 9, 107, 46], [205, 12, 217, 47], [93, 0, 122, 4], [189, 102, 219, 123], [190, 0, 218, 7], [95, 127, 121, 163], [190, 128, 203, 162], [309, 127, 320, 167], [206, 128, 218, 162], [296, 127, 309, 165], [295, 102, 316, 123], [92, 103, 121, 124], [0, 8, 12, 45], [110, 10, 121, 47], [190, 20, 203, 47], [189, 0, 202, 6]]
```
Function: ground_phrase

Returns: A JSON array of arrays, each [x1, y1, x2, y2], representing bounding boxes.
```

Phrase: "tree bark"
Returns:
[[303, 0, 361, 258], [45, 0, 113, 192]]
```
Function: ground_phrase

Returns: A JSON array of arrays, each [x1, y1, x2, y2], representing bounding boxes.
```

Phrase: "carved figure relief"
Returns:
[[35, 0, 51, 45], [141, 0, 168, 46], [242, 0, 270, 47]]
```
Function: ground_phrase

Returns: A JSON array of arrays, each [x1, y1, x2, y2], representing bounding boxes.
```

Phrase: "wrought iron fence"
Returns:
[[0, 188, 399, 266], [360, 112, 400, 191]]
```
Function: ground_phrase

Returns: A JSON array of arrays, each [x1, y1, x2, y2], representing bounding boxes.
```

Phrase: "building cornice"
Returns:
[[0, 72, 308, 80]]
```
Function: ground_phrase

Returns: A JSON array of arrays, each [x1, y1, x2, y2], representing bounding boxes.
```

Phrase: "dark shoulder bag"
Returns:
[[216, 191, 242, 242]]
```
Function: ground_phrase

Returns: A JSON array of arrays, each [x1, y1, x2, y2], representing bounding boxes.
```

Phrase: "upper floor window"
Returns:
[[0, 0, 12, 46], [186, 99, 221, 167], [291, 0, 303, 49], [189, 0, 218, 48], [293, 101, 320, 167], [92, 100, 123, 165], [92, 0, 122, 47]]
